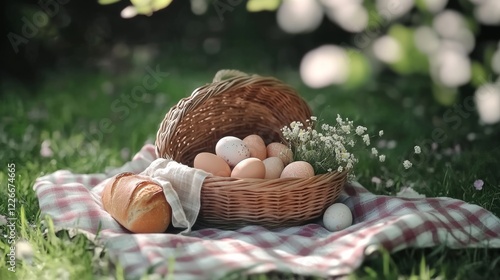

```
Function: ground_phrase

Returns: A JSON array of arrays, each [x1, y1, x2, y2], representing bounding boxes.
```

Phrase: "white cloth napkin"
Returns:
[[140, 158, 210, 234]]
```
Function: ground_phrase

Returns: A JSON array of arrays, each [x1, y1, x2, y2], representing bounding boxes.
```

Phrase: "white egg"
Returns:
[[322, 203, 353, 232], [215, 136, 250, 167]]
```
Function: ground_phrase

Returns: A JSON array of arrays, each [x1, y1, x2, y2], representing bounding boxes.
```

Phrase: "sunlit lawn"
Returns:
[[1, 56, 500, 279]]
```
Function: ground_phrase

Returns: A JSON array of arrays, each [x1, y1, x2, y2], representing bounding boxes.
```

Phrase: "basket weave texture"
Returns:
[[155, 70, 347, 229]]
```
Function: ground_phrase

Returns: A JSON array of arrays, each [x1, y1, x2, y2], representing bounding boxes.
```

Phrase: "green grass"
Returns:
[[1, 63, 500, 279]]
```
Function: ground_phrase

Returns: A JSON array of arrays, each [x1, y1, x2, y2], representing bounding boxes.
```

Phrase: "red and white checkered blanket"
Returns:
[[33, 144, 500, 279]]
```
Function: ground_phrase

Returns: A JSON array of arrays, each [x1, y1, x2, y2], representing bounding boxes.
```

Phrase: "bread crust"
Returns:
[[102, 172, 172, 233]]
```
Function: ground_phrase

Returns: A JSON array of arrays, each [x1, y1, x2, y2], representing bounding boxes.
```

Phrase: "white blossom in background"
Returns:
[[474, 0, 500, 25], [277, 0, 323, 34], [422, 0, 448, 13], [433, 10, 467, 39], [373, 35, 402, 63], [320, 0, 362, 9], [475, 83, 500, 124], [454, 30, 476, 54], [376, 0, 414, 20], [396, 186, 426, 198], [325, 3, 368, 33], [414, 26, 441, 55], [430, 47, 471, 87], [300, 45, 350, 88], [433, 10, 476, 54]]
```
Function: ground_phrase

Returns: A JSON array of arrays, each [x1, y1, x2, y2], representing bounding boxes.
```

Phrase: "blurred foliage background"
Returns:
[[2, 2, 500, 278], [3, 0, 500, 124]]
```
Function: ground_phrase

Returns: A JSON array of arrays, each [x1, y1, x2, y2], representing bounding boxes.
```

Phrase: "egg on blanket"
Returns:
[[216, 136, 251, 167], [322, 203, 353, 232]]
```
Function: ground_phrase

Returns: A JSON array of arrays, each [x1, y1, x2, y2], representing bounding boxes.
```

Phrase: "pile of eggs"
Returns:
[[193, 134, 315, 179]]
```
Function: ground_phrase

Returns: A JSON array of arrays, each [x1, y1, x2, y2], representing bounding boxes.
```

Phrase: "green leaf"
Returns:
[[246, 0, 281, 12], [98, 0, 121, 5], [131, 0, 173, 15]]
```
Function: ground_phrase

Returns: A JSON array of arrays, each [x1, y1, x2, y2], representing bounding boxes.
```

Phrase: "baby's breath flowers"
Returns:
[[281, 115, 385, 178], [403, 160, 412, 169], [414, 146, 421, 154], [402, 145, 422, 170]]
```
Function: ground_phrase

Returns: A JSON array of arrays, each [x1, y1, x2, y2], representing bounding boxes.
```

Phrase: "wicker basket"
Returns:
[[155, 70, 348, 229]]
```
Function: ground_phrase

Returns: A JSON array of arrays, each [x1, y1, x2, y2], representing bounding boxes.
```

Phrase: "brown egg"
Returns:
[[242, 134, 267, 160], [262, 157, 285, 179], [280, 161, 315, 178], [266, 142, 293, 165], [231, 158, 266, 179], [193, 152, 231, 177]]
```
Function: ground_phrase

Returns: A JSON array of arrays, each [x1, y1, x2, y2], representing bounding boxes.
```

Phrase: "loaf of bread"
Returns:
[[101, 172, 172, 233]]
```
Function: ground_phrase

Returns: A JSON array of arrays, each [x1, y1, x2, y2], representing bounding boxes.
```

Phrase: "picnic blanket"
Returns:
[[33, 144, 500, 279]]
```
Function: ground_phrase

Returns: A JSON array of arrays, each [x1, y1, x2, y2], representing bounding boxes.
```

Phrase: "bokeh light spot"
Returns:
[[433, 10, 467, 40], [326, 3, 368, 33], [203, 38, 221, 55], [373, 35, 402, 63], [414, 26, 440, 55], [190, 0, 208, 15], [376, 0, 415, 20], [300, 45, 350, 88], [430, 47, 471, 87], [422, 0, 448, 13], [474, 0, 500, 25], [475, 83, 500, 124], [277, 0, 323, 34]]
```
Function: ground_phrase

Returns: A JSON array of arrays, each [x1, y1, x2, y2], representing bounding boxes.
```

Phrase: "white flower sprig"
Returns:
[[281, 115, 385, 177]]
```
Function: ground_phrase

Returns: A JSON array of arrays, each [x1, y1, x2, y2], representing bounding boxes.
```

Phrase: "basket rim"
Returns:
[[201, 170, 349, 190]]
